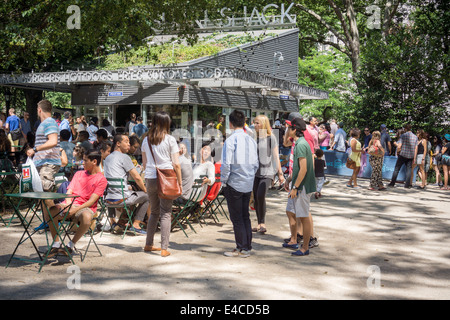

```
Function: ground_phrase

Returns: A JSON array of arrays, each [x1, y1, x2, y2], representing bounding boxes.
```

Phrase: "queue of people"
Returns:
[[3, 99, 449, 261]]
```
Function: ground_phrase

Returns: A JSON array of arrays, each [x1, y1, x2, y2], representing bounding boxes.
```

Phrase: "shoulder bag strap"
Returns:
[[147, 137, 157, 168]]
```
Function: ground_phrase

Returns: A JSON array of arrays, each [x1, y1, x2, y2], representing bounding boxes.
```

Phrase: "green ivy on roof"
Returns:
[[97, 32, 276, 70]]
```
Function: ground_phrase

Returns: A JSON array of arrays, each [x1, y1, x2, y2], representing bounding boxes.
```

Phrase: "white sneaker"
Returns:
[[224, 249, 250, 258]]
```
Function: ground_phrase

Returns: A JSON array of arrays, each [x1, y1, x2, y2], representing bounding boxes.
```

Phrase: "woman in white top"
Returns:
[[141, 111, 181, 257]]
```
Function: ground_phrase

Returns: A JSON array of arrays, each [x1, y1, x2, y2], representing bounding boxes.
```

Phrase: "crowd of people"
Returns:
[[2, 100, 450, 259]]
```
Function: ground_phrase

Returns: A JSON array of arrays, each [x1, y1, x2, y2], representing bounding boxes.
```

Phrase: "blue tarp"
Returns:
[[323, 150, 417, 182]]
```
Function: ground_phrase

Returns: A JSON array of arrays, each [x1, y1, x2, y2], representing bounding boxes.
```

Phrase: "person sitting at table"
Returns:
[[128, 135, 143, 174], [0, 129, 13, 171], [76, 131, 93, 151], [0, 128, 12, 153], [174, 142, 194, 205], [46, 149, 107, 257], [103, 134, 150, 234], [190, 141, 216, 203], [97, 140, 112, 173]]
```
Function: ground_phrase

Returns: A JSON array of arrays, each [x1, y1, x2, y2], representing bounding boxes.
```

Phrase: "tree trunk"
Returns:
[[24, 89, 43, 129]]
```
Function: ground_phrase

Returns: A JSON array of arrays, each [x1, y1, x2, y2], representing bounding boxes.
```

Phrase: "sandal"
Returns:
[[259, 227, 267, 234], [346, 184, 353, 188]]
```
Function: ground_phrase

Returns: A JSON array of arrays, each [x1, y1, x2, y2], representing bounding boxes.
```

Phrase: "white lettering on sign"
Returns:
[[195, 3, 296, 29]]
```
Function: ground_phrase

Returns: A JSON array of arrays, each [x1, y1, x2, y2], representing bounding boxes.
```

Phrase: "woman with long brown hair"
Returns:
[[141, 111, 181, 257]]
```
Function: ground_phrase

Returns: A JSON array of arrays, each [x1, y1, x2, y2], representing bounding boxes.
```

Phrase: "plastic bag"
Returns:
[[20, 157, 43, 192]]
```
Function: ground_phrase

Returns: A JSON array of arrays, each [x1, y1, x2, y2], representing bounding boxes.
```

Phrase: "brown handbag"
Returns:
[[148, 139, 181, 200], [346, 157, 356, 170]]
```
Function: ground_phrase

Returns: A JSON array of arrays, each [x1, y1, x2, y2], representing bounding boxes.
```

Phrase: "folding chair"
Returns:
[[104, 177, 137, 239], [97, 196, 114, 237], [58, 208, 103, 262], [171, 178, 204, 237], [200, 173, 223, 223]]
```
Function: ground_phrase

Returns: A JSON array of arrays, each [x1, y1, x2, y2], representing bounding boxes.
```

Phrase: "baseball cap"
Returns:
[[380, 124, 387, 129], [290, 117, 307, 132], [444, 133, 450, 141], [285, 112, 302, 126]]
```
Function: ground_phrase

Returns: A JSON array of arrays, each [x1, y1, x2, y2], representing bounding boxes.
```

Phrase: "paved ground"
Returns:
[[0, 175, 449, 301]]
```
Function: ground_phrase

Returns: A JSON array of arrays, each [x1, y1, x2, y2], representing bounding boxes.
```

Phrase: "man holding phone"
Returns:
[[283, 117, 316, 256]]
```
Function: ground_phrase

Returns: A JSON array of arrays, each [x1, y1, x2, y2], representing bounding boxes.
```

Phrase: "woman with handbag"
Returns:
[[365, 131, 386, 190], [141, 112, 182, 257], [346, 128, 362, 188]]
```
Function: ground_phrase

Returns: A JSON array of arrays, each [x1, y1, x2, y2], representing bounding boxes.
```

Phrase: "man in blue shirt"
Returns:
[[20, 112, 32, 142], [5, 108, 21, 152], [131, 116, 148, 138], [59, 111, 73, 142], [331, 122, 347, 152], [221, 110, 259, 258]]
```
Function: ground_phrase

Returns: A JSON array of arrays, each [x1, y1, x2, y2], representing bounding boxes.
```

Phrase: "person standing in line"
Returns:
[[331, 122, 347, 152], [318, 124, 330, 150], [5, 108, 21, 152], [221, 110, 258, 258], [216, 115, 226, 139], [76, 116, 87, 134], [101, 119, 116, 138], [59, 111, 73, 142], [414, 130, 428, 189], [252, 115, 285, 234], [141, 111, 182, 257], [440, 134, 450, 190], [365, 131, 386, 191], [380, 124, 392, 156], [363, 127, 372, 149], [20, 111, 32, 145], [431, 135, 443, 187], [283, 117, 316, 256], [314, 148, 326, 199], [126, 113, 137, 136], [87, 117, 99, 143], [131, 116, 148, 139], [388, 124, 418, 189], [347, 128, 363, 189], [306, 116, 319, 151], [26, 100, 61, 215], [282, 112, 319, 248]]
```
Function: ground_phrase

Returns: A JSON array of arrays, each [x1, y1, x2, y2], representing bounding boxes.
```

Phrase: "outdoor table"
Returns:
[[5, 192, 79, 273]]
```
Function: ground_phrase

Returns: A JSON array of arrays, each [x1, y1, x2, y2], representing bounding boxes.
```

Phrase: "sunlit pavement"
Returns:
[[1, 175, 449, 300]]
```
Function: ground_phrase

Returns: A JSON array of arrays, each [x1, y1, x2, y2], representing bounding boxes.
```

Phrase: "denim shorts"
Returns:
[[416, 154, 424, 165]]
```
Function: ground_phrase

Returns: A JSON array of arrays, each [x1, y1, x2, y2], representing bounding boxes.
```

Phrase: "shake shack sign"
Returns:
[[195, 3, 296, 30]]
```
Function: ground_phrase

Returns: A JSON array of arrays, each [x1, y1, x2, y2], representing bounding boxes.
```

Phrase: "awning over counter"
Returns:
[[0, 28, 328, 110]]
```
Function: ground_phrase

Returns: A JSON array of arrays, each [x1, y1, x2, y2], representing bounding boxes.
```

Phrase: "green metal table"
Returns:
[[5, 192, 78, 272]]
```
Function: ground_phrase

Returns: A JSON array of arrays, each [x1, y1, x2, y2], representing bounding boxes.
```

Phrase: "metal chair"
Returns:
[[171, 178, 204, 237], [103, 177, 137, 239]]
